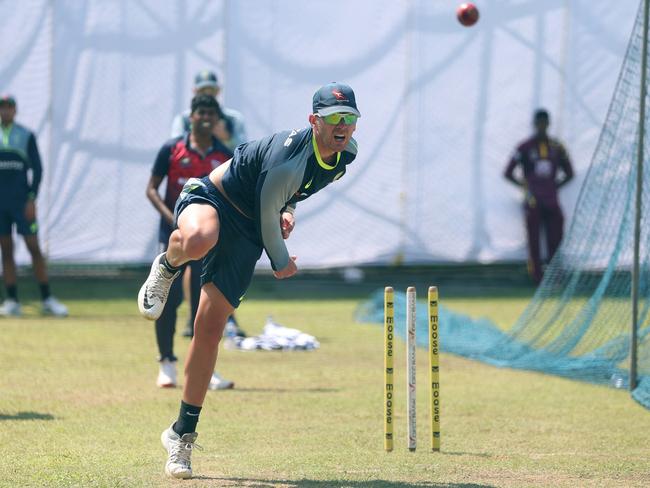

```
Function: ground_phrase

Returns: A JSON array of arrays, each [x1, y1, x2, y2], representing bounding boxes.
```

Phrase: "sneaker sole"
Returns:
[[165, 466, 191, 479]]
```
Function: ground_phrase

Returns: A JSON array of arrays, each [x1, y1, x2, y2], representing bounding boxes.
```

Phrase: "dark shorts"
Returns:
[[174, 177, 262, 309], [0, 205, 37, 236]]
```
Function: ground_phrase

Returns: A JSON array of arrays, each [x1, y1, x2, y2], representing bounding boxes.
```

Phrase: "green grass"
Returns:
[[0, 276, 649, 487]]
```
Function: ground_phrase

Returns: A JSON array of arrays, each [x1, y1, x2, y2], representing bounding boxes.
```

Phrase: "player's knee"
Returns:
[[195, 318, 226, 347], [27, 246, 43, 259], [182, 230, 215, 259], [174, 226, 215, 260], [25, 242, 43, 259]]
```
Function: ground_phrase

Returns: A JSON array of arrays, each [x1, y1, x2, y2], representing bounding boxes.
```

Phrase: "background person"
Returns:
[[138, 82, 361, 479], [171, 70, 247, 151], [171, 70, 249, 339], [504, 108, 574, 284], [146, 94, 234, 390], [0, 95, 67, 317]]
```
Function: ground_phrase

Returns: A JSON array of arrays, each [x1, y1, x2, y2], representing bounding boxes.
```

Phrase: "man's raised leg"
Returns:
[[138, 203, 219, 320]]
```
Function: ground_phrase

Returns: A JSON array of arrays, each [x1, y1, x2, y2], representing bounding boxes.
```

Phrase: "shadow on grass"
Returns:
[[0, 411, 55, 421], [192, 478, 494, 487], [443, 451, 491, 458], [234, 388, 339, 393]]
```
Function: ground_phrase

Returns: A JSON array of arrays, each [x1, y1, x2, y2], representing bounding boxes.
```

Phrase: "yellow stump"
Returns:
[[428, 286, 441, 452], [384, 286, 394, 452]]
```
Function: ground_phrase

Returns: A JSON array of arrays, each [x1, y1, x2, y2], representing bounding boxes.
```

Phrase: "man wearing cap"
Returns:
[[137, 82, 360, 479], [171, 69, 249, 339], [0, 95, 68, 316], [171, 70, 247, 152], [504, 108, 574, 284], [145, 94, 235, 391]]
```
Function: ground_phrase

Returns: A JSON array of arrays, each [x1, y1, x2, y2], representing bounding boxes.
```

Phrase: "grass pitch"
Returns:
[[0, 275, 649, 487]]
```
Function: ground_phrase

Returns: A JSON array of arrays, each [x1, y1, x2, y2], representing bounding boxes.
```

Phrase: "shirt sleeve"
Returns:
[[256, 162, 303, 270], [282, 203, 296, 215], [504, 146, 522, 181], [152, 142, 173, 177], [26, 132, 42, 197], [558, 144, 574, 181], [231, 117, 247, 149], [224, 109, 248, 149], [170, 113, 188, 139]]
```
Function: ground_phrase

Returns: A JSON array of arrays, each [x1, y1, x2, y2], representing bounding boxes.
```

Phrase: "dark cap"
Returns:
[[0, 94, 16, 106], [533, 108, 549, 121], [312, 82, 360, 117], [194, 70, 219, 90]]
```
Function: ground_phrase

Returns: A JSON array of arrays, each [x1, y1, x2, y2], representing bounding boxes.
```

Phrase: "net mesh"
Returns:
[[356, 1, 650, 410]]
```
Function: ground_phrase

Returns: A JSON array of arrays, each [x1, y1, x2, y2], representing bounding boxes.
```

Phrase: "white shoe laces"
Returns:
[[169, 434, 202, 468], [148, 265, 176, 302]]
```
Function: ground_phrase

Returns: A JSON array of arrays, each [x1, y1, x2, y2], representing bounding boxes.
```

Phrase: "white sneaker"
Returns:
[[42, 296, 68, 317], [138, 253, 180, 320], [208, 371, 234, 390], [157, 359, 177, 388], [161, 424, 201, 479], [0, 299, 22, 317]]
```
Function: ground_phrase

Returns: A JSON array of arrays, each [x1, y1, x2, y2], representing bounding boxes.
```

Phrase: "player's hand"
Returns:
[[164, 210, 175, 227], [525, 191, 537, 208], [24, 200, 36, 222], [213, 119, 231, 144], [281, 212, 295, 239], [273, 256, 297, 279]]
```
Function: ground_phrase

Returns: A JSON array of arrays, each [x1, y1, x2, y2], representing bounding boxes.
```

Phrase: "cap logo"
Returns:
[[332, 90, 348, 101]]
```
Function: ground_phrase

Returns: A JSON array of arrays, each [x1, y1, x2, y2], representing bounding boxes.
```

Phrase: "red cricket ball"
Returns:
[[457, 2, 480, 27]]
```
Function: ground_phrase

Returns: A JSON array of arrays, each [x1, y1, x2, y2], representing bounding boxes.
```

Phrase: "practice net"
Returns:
[[356, 1, 650, 410]]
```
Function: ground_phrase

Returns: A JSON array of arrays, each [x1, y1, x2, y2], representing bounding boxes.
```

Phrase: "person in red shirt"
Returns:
[[504, 109, 574, 284], [145, 94, 234, 389]]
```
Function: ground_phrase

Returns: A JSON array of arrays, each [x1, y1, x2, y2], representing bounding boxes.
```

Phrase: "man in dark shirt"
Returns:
[[145, 94, 234, 390], [504, 109, 574, 283], [0, 95, 67, 317], [137, 82, 360, 479], [171, 71, 249, 339]]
